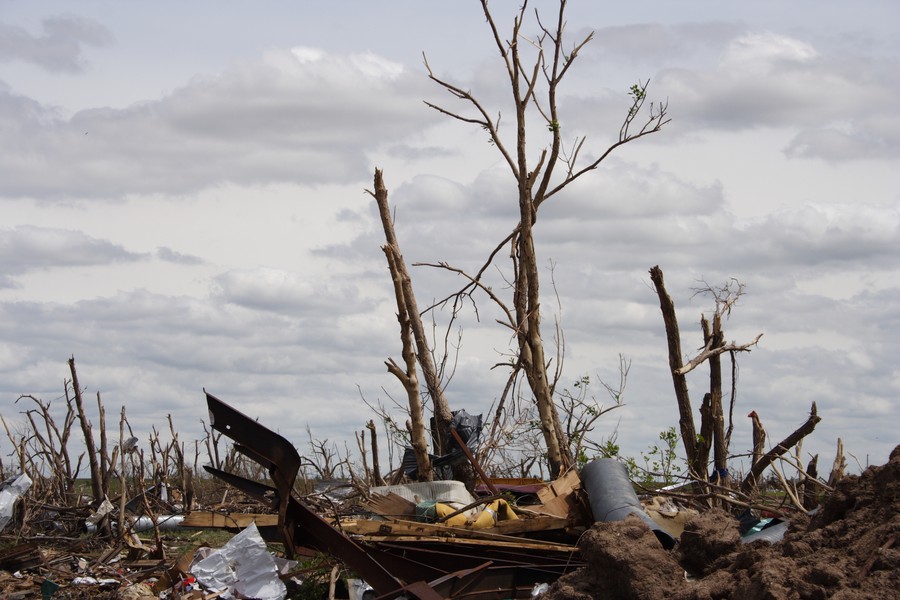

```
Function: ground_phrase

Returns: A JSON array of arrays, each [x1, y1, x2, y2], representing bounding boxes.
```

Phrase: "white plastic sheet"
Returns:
[[191, 522, 288, 600], [85, 498, 115, 527], [0, 473, 32, 531]]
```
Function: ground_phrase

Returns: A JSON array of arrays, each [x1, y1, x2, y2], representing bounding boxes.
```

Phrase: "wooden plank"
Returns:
[[181, 511, 278, 529], [492, 516, 570, 535], [533, 470, 581, 518], [120, 559, 168, 568], [360, 492, 416, 517], [343, 518, 574, 548], [362, 535, 578, 553], [0, 542, 43, 571]]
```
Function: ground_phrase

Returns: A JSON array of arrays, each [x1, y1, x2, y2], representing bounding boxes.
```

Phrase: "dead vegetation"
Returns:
[[0, 361, 881, 599], [0, 1, 889, 599]]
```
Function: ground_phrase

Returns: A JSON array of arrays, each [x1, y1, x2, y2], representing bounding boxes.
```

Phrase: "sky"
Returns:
[[1, 1, 898, 480]]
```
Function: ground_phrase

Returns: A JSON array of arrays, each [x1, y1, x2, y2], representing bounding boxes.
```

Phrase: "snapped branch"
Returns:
[[675, 333, 763, 376]]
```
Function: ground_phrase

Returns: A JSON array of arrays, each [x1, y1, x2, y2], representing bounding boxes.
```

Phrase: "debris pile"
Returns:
[[546, 444, 900, 600], [1, 387, 896, 599], [199, 393, 591, 598]]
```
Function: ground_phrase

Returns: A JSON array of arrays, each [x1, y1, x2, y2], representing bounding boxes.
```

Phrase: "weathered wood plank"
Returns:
[[181, 511, 278, 528], [342, 517, 573, 547]]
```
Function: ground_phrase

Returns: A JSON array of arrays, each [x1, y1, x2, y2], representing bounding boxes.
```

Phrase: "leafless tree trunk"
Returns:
[[649, 266, 700, 475], [118, 406, 129, 538], [355, 428, 371, 485], [383, 245, 432, 481], [372, 170, 454, 452], [371, 170, 435, 480], [828, 438, 846, 487], [705, 315, 728, 481], [366, 420, 386, 486], [421, 1, 668, 475], [68, 356, 104, 505], [749, 410, 767, 471], [652, 266, 765, 483], [802, 454, 819, 510], [96, 391, 110, 498]]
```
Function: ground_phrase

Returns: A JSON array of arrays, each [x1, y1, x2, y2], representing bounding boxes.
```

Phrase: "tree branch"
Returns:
[[675, 333, 763, 376]]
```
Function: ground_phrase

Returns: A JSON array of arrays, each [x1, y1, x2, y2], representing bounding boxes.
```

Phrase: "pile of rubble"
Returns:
[[547, 445, 900, 600], [1, 392, 896, 599]]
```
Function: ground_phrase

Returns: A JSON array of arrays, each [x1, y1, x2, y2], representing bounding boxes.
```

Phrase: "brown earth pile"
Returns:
[[547, 445, 900, 600]]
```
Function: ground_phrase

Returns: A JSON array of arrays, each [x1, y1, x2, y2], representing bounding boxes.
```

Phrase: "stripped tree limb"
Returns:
[[370, 169, 451, 475], [68, 356, 104, 508], [741, 402, 821, 495], [382, 243, 432, 481], [675, 333, 763, 376], [649, 265, 699, 474]]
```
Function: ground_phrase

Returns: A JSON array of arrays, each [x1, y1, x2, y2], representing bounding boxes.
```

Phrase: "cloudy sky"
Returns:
[[1, 1, 897, 479]]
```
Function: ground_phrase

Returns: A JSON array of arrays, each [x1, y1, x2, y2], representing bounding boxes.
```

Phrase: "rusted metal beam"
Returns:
[[450, 427, 500, 496], [205, 392, 441, 597]]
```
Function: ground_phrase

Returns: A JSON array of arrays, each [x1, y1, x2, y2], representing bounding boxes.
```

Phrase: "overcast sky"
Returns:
[[1, 1, 898, 479]]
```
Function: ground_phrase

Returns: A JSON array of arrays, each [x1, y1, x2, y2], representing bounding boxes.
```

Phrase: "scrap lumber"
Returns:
[[360, 492, 416, 518], [533, 469, 582, 518], [343, 516, 574, 547], [360, 535, 577, 553], [0, 542, 43, 571], [180, 511, 278, 528], [479, 515, 570, 535]]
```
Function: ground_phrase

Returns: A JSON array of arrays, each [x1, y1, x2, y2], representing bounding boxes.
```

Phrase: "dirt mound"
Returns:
[[546, 445, 900, 600]]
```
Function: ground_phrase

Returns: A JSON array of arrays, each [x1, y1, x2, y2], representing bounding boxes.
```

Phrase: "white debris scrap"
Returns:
[[191, 522, 288, 600], [0, 473, 32, 531]]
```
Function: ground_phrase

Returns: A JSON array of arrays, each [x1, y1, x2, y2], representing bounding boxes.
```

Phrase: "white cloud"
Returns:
[[0, 225, 143, 283], [0, 15, 112, 72], [0, 47, 439, 201], [644, 29, 900, 161], [719, 32, 818, 73], [212, 267, 374, 316], [290, 46, 325, 64]]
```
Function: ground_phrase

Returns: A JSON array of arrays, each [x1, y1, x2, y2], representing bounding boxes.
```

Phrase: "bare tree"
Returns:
[[650, 266, 763, 481], [418, 0, 668, 476], [371, 169, 439, 480], [68, 356, 105, 507]]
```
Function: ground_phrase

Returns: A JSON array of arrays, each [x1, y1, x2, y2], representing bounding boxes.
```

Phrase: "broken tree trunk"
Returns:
[[68, 357, 104, 506], [741, 402, 821, 496], [706, 315, 728, 482], [828, 437, 846, 487], [649, 266, 700, 476], [383, 244, 432, 480], [372, 169, 454, 456], [366, 420, 386, 486], [374, 172, 433, 480], [698, 393, 714, 479], [749, 410, 767, 471], [802, 454, 819, 510]]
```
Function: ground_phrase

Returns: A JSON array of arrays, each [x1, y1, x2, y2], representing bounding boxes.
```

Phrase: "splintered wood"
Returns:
[[533, 469, 582, 518]]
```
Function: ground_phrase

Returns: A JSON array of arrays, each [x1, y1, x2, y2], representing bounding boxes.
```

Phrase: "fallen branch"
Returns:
[[770, 460, 807, 513], [858, 534, 896, 583], [741, 402, 821, 496]]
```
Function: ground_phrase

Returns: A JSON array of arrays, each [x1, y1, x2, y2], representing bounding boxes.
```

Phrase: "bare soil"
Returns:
[[547, 445, 900, 600]]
